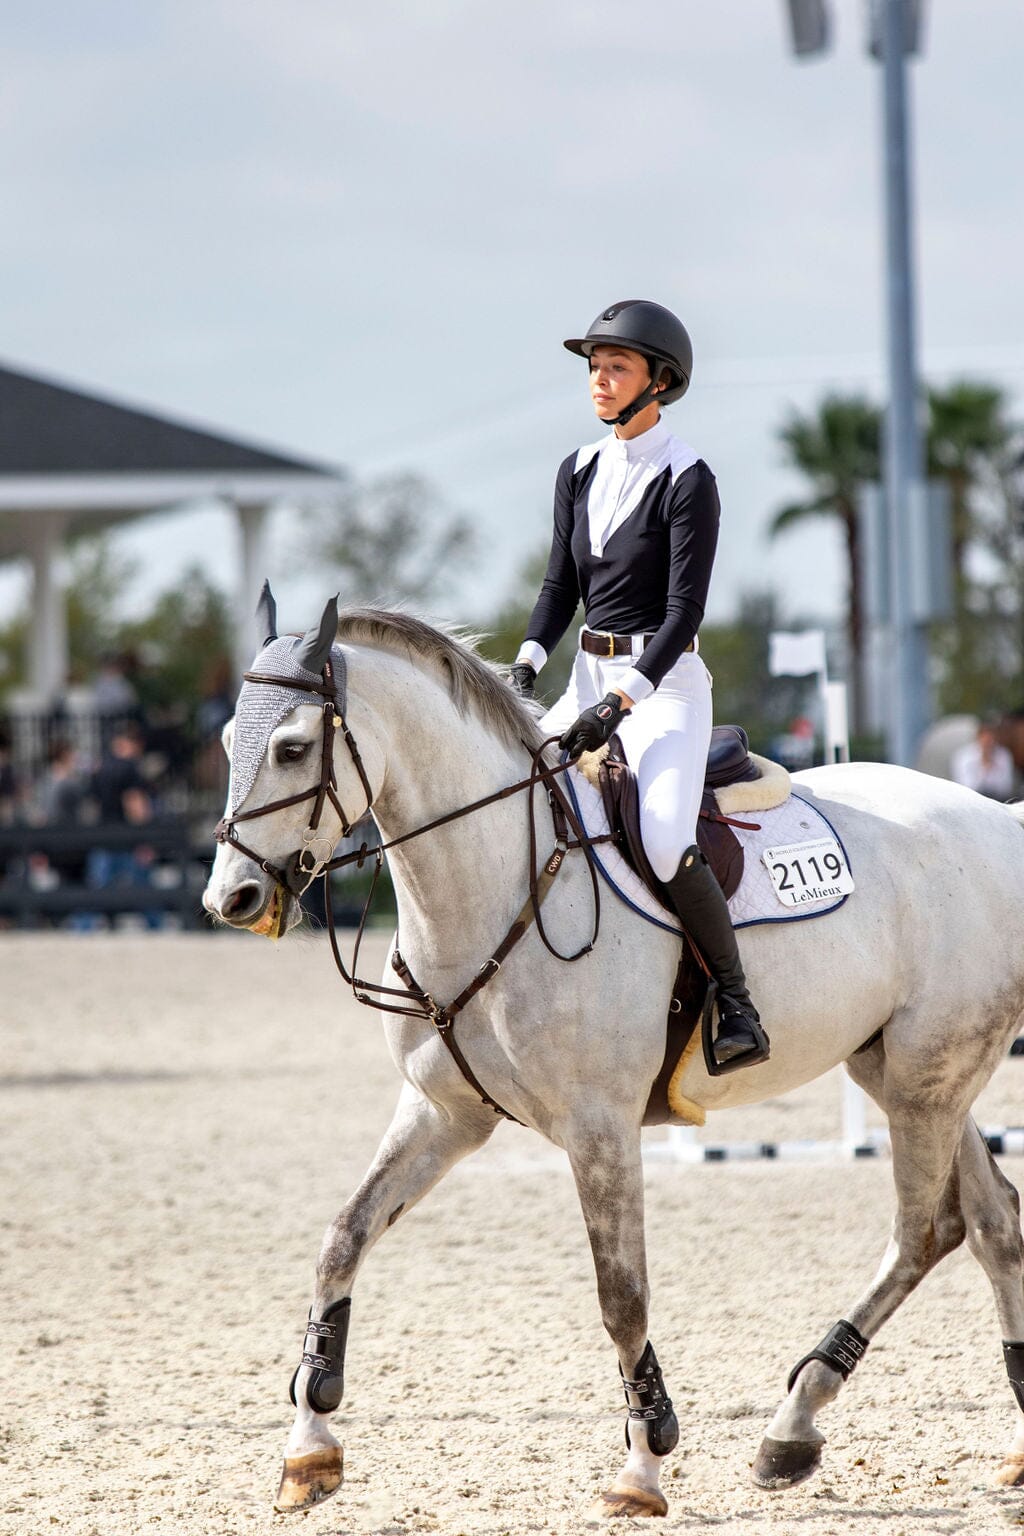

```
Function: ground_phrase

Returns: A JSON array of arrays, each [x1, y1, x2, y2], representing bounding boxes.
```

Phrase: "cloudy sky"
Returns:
[[3, 0, 1023, 635]]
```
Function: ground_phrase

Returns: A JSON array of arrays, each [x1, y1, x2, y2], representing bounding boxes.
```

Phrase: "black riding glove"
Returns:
[[509, 662, 537, 699], [559, 693, 630, 760]]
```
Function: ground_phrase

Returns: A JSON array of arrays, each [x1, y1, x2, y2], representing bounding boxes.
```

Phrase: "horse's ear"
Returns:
[[255, 580, 278, 648], [296, 595, 339, 674]]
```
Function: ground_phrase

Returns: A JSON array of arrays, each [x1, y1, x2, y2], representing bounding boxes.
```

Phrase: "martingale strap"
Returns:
[[220, 649, 616, 1125], [390, 839, 573, 1125]]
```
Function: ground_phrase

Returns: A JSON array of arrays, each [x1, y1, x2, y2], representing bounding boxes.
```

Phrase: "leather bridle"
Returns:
[[213, 655, 610, 1124], [214, 656, 374, 899]]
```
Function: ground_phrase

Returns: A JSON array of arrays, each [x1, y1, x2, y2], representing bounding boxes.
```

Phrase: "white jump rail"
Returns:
[[648, 1051, 1024, 1167]]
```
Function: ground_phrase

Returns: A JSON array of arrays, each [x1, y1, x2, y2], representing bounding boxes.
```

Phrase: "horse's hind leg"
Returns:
[[276, 1082, 496, 1513], [958, 1117, 1024, 1486], [754, 1038, 970, 1490], [565, 1115, 676, 1520]]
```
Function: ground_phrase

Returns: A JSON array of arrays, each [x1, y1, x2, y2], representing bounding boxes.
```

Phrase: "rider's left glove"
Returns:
[[509, 662, 537, 699], [558, 693, 630, 761]]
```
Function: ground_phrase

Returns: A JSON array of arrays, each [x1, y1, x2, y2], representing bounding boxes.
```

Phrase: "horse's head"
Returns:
[[202, 585, 379, 936]]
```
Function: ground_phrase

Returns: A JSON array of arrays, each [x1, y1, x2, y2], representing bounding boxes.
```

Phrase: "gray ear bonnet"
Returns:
[[228, 589, 346, 813]]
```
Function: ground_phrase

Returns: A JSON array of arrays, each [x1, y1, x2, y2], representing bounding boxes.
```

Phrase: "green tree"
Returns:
[[926, 381, 1023, 715], [65, 534, 140, 684], [769, 396, 882, 735], [475, 547, 581, 707], [300, 472, 474, 608], [926, 380, 1013, 584], [116, 565, 234, 720], [699, 592, 819, 753]]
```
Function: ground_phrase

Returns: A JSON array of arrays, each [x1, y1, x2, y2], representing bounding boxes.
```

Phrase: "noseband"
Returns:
[[213, 656, 374, 898]]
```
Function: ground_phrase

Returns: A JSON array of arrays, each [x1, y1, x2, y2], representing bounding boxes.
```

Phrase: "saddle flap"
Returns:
[[696, 790, 744, 901], [596, 747, 744, 905]]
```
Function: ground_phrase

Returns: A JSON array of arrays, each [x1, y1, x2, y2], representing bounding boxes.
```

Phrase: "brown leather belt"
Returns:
[[580, 629, 694, 658]]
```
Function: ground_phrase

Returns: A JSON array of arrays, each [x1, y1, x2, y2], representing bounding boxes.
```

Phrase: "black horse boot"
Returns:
[[662, 845, 770, 1072]]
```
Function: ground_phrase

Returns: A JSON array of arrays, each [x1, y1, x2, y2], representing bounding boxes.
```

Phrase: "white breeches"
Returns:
[[542, 642, 714, 883]]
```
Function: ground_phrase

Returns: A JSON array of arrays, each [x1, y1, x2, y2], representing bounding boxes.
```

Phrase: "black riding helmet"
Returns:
[[564, 300, 693, 427]]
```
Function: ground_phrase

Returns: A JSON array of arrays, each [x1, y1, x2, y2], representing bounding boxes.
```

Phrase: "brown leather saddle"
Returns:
[[595, 723, 761, 907]]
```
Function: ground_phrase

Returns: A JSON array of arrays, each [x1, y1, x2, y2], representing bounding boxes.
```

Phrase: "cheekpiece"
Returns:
[[228, 637, 348, 813]]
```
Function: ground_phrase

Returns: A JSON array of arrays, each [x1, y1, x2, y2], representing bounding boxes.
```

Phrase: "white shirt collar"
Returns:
[[606, 415, 671, 463]]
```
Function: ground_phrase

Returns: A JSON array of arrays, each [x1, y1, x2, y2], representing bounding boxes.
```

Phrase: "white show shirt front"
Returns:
[[516, 417, 699, 703]]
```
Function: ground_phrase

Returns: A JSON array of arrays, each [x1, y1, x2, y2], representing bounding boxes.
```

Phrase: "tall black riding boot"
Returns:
[[663, 845, 770, 1072]]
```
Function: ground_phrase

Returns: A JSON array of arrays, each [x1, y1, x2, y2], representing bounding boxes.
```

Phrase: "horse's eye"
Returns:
[[278, 741, 308, 764]]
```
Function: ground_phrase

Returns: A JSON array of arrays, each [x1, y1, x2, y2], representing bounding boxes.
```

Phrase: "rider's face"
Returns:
[[589, 345, 655, 421]]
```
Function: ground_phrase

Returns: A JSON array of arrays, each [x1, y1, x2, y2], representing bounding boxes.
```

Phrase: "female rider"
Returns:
[[509, 300, 767, 1072]]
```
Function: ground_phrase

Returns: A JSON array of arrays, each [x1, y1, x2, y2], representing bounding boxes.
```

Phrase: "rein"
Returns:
[[216, 658, 611, 1124]]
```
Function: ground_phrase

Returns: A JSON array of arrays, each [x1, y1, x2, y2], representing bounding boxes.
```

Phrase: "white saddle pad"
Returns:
[[563, 769, 852, 933]]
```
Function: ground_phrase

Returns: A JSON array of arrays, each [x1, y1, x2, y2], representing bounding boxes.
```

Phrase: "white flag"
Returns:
[[768, 629, 827, 678]]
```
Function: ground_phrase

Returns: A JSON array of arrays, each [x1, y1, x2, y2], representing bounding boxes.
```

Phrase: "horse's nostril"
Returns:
[[224, 883, 264, 921]]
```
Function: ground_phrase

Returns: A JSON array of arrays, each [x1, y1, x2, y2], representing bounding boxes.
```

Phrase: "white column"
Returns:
[[25, 510, 68, 702], [233, 501, 270, 680]]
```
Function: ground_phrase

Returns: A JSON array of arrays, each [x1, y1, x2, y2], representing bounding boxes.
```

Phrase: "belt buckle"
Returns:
[[605, 631, 614, 658]]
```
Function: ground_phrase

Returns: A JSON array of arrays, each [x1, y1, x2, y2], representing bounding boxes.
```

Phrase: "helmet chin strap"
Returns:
[[600, 356, 666, 428], [605, 381, 659, 428]]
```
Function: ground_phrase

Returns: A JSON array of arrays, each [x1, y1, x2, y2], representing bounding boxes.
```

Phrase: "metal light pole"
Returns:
[[877, 0, 928, 766], [784, 0, 930, 765]]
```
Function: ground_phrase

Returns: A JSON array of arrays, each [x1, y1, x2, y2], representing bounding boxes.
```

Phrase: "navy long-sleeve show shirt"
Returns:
[[519, 417, 720, 701]]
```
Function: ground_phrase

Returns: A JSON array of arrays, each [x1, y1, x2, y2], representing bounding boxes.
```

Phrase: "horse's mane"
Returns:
[[334, 607, 546, 753]]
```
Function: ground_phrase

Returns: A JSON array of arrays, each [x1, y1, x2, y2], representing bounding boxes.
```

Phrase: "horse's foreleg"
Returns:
[[276, 1084, 495, 1513], [958, 1116, 1024, 1486], [566, 1119, 676, 1520], [754, 1041, 969, 1490]]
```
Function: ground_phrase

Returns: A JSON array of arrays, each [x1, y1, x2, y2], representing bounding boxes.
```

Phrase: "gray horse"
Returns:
[[203, 595, 1024, 1518]]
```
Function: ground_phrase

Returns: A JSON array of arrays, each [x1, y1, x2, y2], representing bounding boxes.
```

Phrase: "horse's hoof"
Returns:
[[751, 1435, 822, 1489], [274, 1446, 344, 1512], [589, 1484, 668, 1518], [994, 1453, 1024, 1488]]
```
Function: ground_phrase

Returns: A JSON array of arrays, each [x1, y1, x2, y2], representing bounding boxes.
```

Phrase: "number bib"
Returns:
[[762, 837, 855, 909]]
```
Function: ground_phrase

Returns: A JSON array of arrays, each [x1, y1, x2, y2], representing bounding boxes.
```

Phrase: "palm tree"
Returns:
[[770, 395, 882, 734], [926, 381, 1018, 715], [926, 381, 1012, 584]]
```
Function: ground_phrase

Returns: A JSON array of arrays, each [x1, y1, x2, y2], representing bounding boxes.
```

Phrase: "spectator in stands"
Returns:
[[81, 720, 162, 930], [93, 652, 139, 717], [92, 652, 141, 755], [38, 740, 85, 825], [34, 740, 88, 889], [951, 718, 1017, 801], [196, 657, 235, 744], [194, 658, 235, 795], [0, 727, 18, 824], [0, 726, 18, 887]]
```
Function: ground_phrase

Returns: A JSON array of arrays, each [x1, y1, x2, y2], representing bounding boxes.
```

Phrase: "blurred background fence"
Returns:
[[0, 698, 381, 931]]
